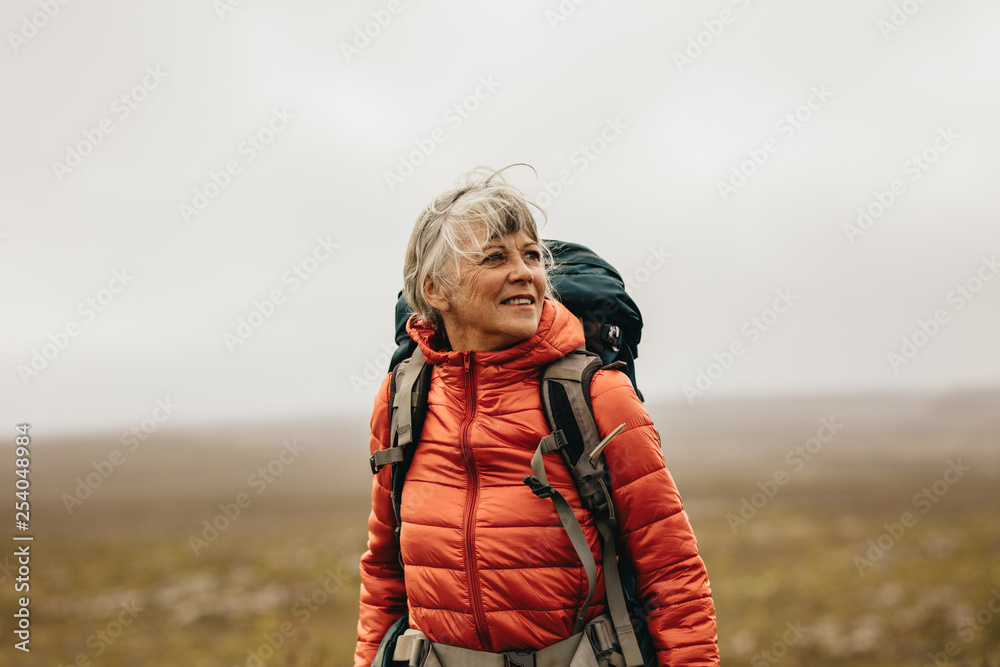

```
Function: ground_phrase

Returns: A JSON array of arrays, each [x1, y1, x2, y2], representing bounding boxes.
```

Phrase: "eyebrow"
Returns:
[[481, 241, 540, 252]]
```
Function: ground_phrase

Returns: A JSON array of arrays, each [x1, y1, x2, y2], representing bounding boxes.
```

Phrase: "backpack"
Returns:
[[388, 240, 643, 399], [371, 240, 653, 667]]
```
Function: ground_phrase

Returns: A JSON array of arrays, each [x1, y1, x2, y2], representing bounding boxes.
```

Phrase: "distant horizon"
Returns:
[[37, 380, 1000, 439]]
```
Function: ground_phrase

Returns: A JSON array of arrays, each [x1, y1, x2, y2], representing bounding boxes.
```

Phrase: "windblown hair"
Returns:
[[402, 164, 553, 332]]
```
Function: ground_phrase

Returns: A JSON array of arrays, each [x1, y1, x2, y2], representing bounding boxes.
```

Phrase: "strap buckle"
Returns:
[[504, 650, 536, 667], [602, 324, 621, 352], [585, 617, 618, 660], [538, 429, 568, 454], [370, 448, 405, 475], [523, 475, 553, 499]]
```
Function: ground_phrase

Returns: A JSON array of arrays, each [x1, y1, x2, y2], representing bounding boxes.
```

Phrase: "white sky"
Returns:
[[2, 0, 999, 433]]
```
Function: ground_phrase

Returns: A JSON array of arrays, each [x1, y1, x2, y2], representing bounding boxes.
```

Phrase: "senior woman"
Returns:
[[355, 167, 718, 667]]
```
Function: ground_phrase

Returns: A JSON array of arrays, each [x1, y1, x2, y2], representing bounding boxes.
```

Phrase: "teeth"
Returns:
[[503, 298, 532, 305]]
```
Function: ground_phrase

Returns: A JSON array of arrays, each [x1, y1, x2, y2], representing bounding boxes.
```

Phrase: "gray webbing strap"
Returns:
[[545, 366, 584, 381], [393, 620, 595, 667], [372, 447, 404, 467], [393, 347, 426, 448], [383, 347, 427, 570], [541, 350, 602, 448], [529, 440, 598, 635], [541, 349, 644, 666], [595, 508, 643, 667], [395, 636, 502, 667]]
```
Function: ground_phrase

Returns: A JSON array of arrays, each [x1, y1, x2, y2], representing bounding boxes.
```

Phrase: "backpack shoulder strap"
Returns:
[[525, 347, 644, 667], [370, 347, 432, 558]]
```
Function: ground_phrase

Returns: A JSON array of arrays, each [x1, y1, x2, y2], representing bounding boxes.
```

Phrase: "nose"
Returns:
[[509, 253, 533, 283]]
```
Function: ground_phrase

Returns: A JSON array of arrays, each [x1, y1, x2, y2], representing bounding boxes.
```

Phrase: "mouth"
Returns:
[[500, 295, 536, 306]]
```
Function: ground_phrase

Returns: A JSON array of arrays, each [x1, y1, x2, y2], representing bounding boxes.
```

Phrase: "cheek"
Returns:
[[534, 270, 547, 295]]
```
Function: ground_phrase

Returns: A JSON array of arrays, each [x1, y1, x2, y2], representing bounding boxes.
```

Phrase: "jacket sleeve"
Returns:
[[589, 369, 719, 667], [354, 373, 408, 667]]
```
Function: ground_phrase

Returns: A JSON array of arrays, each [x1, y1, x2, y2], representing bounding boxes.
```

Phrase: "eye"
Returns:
[[482, 252, 505, 264], [524, 250, 541, 262]]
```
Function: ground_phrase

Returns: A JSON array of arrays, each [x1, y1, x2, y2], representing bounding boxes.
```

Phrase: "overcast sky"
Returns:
[[2, 0, 999, 433]]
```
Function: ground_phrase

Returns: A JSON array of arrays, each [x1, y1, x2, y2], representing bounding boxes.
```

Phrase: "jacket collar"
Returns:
[[406, 299, 585, 371]]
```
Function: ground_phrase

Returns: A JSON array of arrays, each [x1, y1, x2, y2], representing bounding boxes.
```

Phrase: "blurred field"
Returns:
[[2, 390, 999, 666]]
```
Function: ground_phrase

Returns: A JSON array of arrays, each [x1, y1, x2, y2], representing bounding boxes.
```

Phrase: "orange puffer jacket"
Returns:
[[355, 300, 718, 666]]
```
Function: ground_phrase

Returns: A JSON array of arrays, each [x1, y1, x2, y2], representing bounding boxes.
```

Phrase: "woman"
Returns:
[[355, 166, 718, 666]]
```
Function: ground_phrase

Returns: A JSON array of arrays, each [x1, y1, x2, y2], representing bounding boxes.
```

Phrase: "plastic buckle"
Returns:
[[369, 455, 381, 475], [504, 650, 536, 667], [523, 476, 554, 499], [603, 324, 621, 352], [586, 619, 617, 660]]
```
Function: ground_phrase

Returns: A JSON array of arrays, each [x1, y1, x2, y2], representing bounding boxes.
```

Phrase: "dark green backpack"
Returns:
[[371, 240, 653, 667], [389, 240, 643, 398]]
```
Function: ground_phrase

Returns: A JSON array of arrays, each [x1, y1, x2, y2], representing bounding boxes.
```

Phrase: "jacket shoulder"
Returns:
[[588, 367, 648, 422]]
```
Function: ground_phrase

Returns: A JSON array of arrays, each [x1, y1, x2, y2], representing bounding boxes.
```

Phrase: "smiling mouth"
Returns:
[[500, 297, 534, 305]]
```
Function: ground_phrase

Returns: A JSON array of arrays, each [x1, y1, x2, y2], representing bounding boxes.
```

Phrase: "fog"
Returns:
[[2, 0, 998, 432]]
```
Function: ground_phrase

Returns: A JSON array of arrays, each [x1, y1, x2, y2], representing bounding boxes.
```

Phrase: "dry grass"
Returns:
[[2, 393, 998, 666]]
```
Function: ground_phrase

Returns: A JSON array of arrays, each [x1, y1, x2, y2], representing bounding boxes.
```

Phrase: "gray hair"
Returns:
[[402, 165, 553, 332]]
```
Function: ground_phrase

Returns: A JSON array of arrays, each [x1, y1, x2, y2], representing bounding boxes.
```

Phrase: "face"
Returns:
[[424, 229, 546, 352]]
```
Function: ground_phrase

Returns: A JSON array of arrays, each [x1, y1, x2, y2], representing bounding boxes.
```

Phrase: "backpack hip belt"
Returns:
[[390, 614, 628, 667]]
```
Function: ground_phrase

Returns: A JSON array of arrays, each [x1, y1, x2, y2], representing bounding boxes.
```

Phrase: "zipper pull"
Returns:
[[463, 351, 472, 374]]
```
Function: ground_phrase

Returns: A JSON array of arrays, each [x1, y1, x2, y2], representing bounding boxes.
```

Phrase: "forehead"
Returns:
[[480, 230, 538, 249]]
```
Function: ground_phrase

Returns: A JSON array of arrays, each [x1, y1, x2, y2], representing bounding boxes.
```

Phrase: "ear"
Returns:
[[423, 276, 451, 312]]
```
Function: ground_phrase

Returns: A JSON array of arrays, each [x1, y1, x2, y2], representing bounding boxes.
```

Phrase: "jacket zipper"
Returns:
[[461, 351, 493, 652]]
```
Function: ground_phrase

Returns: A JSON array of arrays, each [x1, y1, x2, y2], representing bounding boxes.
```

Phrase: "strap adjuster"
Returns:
[[523, 475, 554, 499], [586, 618, 618, 660], [370, 448, 405, 474], [504, 650, 536, 667], [539, 429, 568, 454]]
